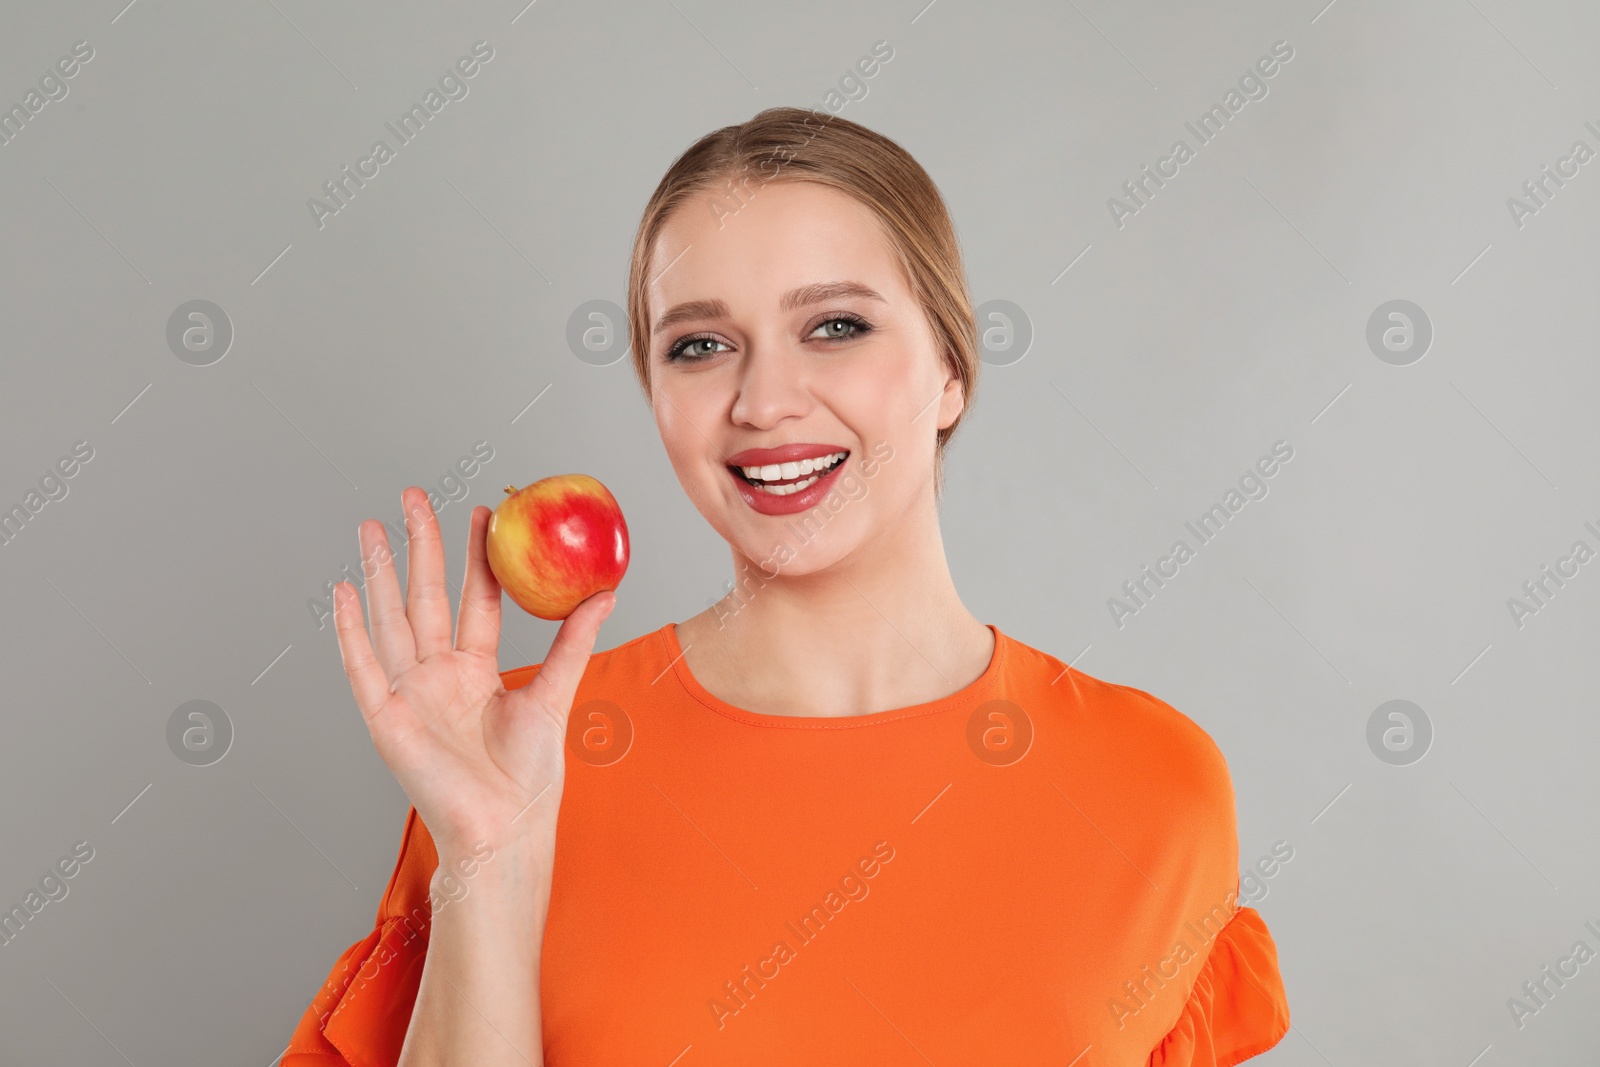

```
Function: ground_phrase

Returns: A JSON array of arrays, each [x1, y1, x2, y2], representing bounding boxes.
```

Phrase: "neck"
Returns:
[[678, 486, 994, 718]]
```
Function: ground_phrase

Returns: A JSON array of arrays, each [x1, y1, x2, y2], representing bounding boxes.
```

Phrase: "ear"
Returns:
[[935, 359, 965, 432]]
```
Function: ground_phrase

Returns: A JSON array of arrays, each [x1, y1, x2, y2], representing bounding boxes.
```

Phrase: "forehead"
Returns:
[[645, 180, 908, 313]]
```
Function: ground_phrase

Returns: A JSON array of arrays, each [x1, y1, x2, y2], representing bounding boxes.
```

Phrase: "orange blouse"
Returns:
[[284, 623, 1289, 1066]]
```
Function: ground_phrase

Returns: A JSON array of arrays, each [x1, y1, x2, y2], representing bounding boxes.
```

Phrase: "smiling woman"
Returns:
[[286, 107, 1289, 1066]]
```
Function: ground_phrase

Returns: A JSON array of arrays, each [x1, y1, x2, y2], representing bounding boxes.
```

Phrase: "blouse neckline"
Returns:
[[657, 621, 1008, 729]]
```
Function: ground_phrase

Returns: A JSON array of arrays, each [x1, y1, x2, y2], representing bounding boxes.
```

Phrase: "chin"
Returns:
[[733, 509, 869, 578]]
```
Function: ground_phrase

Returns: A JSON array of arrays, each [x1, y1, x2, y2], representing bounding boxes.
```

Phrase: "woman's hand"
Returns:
[[332, 486, 615, 866]]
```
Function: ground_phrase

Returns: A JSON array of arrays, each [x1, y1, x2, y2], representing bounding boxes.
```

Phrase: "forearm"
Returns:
[[396, 834, 555, 1066]]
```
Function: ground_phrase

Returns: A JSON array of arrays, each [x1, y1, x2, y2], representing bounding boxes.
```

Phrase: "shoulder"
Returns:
[[1002, 631, 1237, 828], [1099, 678, 1233, 805]]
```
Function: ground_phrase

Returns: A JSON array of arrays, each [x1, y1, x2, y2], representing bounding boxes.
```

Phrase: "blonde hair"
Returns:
[[625, 106, 978, 495]]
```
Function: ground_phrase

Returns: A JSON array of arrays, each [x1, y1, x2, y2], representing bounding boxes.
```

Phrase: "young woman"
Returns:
[[285, 107, 1288, 1066]]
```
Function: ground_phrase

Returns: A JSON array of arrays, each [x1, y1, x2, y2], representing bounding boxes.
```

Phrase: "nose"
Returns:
[[728, 336, 813, 431]]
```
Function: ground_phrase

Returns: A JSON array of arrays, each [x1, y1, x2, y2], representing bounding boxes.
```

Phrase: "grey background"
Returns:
[[1, 0, 1596, 1062]]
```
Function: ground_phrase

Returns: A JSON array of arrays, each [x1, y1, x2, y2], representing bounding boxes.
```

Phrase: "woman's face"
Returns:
[[645, 178, 964, 577]]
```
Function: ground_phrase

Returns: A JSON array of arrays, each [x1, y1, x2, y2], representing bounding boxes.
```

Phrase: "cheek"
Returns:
[[653, 386, 731, 506], [653, 385, 711, 466], [825, 349, 939, 466]]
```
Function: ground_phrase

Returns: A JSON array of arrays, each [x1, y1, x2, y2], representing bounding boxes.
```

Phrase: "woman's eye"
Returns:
[[668, 336, 727, 361], [810, 316, 870, 341]]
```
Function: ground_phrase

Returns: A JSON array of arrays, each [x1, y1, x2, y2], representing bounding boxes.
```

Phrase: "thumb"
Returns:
[[517, 590, 617, 723]]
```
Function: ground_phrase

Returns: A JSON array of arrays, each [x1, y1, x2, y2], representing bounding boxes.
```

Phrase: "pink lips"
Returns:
[[726, 443, 848, 467], [725, 443, 851, 517]]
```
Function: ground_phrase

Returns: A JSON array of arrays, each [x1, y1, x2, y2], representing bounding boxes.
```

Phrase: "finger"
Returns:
[[402, 487, 453, 660], [359, 518, 416, 677], [333, 581, 395, 724], [455, 505, 502, 656], [515, 590, 616, 727]]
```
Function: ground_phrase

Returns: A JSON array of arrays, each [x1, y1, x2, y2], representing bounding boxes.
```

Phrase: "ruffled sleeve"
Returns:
[[283, 666, 542, 1065], [1147, 906, 1289, 1066], [281, 806, 438, 1067]]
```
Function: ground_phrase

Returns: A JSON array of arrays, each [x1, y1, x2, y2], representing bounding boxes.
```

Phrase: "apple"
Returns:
[[485, 474, 629, 620]]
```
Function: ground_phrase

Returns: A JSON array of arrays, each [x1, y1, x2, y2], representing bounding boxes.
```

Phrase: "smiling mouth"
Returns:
[[729, 451, 849, 496]]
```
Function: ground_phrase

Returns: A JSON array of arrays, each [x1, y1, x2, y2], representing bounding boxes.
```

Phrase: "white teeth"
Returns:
[[740, 451, 845, 482], [754, 474, 820, 495]]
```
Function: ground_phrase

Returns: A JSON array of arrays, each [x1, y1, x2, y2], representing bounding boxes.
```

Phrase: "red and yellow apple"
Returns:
[[485, 474, 629, 620]]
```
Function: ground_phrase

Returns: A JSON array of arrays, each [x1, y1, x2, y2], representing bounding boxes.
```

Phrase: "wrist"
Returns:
[[432, 832, 553, 904]]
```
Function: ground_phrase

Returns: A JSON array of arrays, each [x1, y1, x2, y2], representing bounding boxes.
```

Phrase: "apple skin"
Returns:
[[485, 474, 629, 620]]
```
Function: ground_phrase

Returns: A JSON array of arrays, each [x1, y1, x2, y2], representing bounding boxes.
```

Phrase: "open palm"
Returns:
[[332, 486, 615, 862]]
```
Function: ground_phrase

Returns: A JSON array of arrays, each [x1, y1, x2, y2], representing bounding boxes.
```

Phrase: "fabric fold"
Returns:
[[1147, 905, 1289, 1067], [283, 914, 430, 1067]]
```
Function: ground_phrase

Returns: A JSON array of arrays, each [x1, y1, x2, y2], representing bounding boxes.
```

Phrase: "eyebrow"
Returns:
[[651, 281, 887, 336]]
